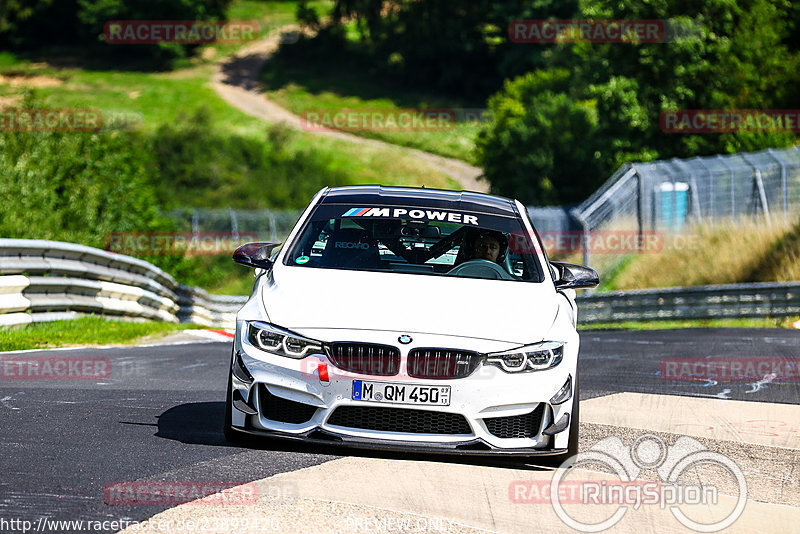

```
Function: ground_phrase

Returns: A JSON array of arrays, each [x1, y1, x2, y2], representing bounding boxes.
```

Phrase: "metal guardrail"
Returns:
[[0, 239, 246, 328], [2, 239, 796, 329], [576, 281, 800, 323]]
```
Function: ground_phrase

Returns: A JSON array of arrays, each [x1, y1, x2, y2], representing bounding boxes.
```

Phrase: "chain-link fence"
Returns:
[[526, 206, 580, 233], [168, 145, 800, 263], [570, 145, 800, 264], [170, 206, 584, 247], [167, 208, 302, 243]]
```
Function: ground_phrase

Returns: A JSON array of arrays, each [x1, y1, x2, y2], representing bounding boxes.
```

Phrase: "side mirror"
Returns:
[[233, 242, 281, 269], [550, 261, 599, 289]]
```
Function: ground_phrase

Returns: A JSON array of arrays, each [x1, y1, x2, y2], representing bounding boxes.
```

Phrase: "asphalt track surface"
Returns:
[[0, 328, 798, 532]]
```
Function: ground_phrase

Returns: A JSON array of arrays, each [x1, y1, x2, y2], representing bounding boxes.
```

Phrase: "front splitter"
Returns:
[[232, 425, 567, 457]]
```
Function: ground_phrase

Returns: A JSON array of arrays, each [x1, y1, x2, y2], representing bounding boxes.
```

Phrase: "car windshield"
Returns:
[[284, 203, 544, 282]]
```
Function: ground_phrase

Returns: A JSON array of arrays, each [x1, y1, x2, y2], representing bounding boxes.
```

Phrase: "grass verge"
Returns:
[[259, 33, 484, 163], [0, 63, 456, 190], [0, 0, 456, 191], [0, 1, 461, 296], [0, 316, 203, 352], [579, 316, 800, 331]]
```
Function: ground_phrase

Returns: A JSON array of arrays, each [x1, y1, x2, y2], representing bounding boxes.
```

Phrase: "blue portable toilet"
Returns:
[[655, 182, 689, 231]]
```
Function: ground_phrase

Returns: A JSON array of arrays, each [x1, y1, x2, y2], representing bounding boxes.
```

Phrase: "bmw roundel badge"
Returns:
[[398, 335, 413, 344]]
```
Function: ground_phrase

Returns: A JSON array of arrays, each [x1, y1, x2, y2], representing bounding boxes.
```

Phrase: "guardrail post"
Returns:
[[267, 209, 278, 242], [634, 165, 643, 237], [716, 155, 735, 218], [229, 208, 240, 241], [767, 148, 788, 214], [192, 210, 200, 242], [754, 169, 771, 226], [694, 157, 713, 223]]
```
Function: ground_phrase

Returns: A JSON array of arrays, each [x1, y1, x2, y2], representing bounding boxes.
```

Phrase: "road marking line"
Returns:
[[1, 395, 20, 410]]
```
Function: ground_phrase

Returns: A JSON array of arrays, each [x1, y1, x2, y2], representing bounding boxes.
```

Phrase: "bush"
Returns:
[[0, 105, 356, 291], [149, 110, 353, 209], [0, 126, 168, 248]]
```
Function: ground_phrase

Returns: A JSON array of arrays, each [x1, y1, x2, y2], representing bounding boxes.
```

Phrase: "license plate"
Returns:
[[351, 380, 450, 406]]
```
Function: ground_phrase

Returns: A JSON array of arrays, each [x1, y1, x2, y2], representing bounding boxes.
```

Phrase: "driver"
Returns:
[[462, 229, 508, 265]]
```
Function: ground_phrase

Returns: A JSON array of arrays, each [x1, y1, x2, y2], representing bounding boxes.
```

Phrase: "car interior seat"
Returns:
[[320, 227, 381, 269]]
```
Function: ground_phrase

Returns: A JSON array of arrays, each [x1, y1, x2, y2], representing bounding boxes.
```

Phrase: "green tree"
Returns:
[[477, 0, 800, 204], [0, 0, 230, 62]]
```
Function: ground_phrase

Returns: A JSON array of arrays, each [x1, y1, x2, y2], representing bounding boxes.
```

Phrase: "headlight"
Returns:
[[246, 321, 323, 359], [485, 341, 564, 372]]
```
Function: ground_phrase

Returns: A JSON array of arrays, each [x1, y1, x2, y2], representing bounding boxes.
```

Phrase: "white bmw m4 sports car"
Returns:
[[224, 185, 598, 461]]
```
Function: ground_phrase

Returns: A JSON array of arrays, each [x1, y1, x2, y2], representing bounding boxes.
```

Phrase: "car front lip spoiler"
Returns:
[[232, 426, 567, 457]]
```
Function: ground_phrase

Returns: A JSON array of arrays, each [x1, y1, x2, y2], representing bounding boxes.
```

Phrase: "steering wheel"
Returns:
[[446, 259, 515, 280]]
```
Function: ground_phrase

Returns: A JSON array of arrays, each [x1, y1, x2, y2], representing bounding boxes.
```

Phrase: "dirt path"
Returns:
[[211, 28, 489, 193]]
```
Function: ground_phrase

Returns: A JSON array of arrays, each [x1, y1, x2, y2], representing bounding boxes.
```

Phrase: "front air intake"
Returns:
[[483, 404, 546, 439], [258, 385, 318, 424], [327, 406, 472, 435]]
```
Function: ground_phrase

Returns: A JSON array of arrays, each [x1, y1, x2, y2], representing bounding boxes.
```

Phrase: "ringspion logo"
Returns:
[[522, 435, 747, 532]]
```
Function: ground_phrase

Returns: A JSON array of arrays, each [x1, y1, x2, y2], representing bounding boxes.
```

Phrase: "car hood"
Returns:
[[261, 265, 559, 344]]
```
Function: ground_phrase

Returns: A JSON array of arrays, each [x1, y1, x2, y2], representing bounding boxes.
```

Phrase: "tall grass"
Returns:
[[603, 216, 800, 289]]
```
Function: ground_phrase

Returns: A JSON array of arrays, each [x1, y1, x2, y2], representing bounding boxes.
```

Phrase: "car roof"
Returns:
[[320, 185, 519, 217]]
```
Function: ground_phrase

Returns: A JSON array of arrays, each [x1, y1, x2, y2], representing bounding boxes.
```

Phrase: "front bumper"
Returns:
[[230, 326, 577, 455]]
